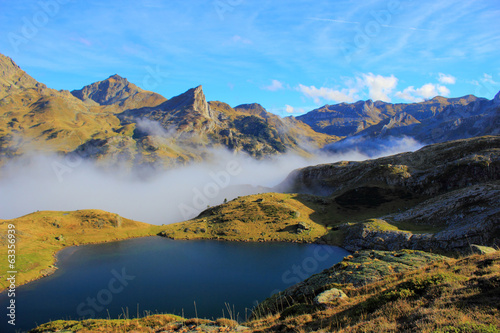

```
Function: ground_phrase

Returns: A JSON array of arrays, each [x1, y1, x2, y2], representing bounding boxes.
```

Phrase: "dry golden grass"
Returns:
[[245, 251, 500, 333], [31, 314, 251, 332]]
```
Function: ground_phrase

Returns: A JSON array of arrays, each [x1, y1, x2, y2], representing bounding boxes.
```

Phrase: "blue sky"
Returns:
[[1, 0, 499, 116]]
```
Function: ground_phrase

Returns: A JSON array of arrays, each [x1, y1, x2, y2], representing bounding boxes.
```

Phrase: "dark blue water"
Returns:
[[0, 237, 349, 332]]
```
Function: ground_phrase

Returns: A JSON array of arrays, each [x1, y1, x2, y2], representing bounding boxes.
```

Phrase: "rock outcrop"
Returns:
[[254, 250, 447, 317], [282, 135, 500, 197], [337, 183, 499, 253]]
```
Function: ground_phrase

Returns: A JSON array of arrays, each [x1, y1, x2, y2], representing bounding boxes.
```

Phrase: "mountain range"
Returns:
[[0, 52, 498, 169]]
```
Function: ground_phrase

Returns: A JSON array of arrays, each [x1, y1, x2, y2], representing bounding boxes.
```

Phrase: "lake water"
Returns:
[[0, 237, 349, 332]]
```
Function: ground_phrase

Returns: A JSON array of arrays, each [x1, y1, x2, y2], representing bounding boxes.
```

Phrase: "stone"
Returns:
[[470, 244, 497, 255], [314, 288, 348, 306], [297, 222, 310, 230]]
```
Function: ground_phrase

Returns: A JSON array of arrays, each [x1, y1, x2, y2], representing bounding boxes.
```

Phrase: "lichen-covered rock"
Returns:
[[314, 288, 348, 306], [470, 244, 498, 255]]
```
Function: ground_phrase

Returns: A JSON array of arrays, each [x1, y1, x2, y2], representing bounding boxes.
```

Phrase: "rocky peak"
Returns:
[[234, 103, 269, 118], [157, 85, 211, 118], [0, 53, 45, 97], [71, 74, 135, 105], [71, 74, 166, 109]]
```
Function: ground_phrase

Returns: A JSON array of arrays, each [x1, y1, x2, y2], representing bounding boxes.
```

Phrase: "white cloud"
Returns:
[[438, 73, 456, 84], [297, 73, 398, 104], [437, 85, 450, 96], [481, 73, 498, 84], [263, 79, 284, 91], [396, 83, 451, 102], [297, 84, 357, 104], [284, 105, 305, 114], [359, 73, 398, 102]]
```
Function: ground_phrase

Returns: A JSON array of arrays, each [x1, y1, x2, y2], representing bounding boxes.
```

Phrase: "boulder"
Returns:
[[314, 288, 348, 306], [297, 222, 310, 230], [470, 244, 498, 255]]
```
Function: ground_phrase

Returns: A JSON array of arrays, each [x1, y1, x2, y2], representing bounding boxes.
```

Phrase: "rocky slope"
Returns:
[[284, 135, 500, 253], [254, 250, 448, 316], [249, 250, 500, 332], [283, 135, 499, 197], [339, 183, 499, 253]]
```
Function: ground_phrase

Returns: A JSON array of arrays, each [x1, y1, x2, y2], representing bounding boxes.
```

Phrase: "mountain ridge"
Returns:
[[0, 52, 498, 169]]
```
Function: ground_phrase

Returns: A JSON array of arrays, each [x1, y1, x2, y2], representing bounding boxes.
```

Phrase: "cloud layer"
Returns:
[[0, 139, 423, 225]]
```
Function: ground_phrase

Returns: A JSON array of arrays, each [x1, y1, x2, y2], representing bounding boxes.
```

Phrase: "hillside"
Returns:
[[0, 210, 163, 290], [160, 136, 500, 254], [249, 249, 500, 332]]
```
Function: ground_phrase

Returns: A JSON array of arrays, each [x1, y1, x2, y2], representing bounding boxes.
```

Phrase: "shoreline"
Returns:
[[0, 234, 164, 294], [2, 233, 340, 294]]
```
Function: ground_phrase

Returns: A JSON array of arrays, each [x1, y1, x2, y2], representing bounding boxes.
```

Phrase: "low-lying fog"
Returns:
[[0, 137, 422, 225]]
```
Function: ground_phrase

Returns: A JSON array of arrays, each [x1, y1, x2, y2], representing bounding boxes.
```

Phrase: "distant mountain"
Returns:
[[0, 53, 337, 169], [1, 52, 498, 169], [71, 74, 166, 111], [0, 54, 120, 161], [297, 94, 499, 153], [115, 85, 338, 161]]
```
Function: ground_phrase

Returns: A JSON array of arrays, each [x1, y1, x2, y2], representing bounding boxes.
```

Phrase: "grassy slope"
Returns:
[[0, 210, 164, 290], [159, 190, 429, 244], [248, 250, 500, 333]]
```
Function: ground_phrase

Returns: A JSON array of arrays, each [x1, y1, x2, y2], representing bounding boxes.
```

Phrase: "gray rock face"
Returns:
[[340, 184, 500, 253]]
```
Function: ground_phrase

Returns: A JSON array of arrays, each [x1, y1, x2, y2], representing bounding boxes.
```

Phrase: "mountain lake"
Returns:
[[0, 236, 350, 332]]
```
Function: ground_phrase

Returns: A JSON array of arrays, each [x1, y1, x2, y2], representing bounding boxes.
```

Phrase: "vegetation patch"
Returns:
[[247, 251, 500, 333]]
